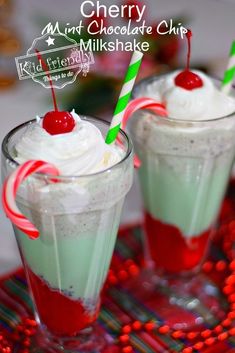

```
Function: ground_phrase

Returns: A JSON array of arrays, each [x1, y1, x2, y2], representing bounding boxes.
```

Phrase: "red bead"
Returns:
[[228, 311, 235, 319], [122, 325, 132, 334], [23, 329, 33, 336], [226, 275, 235, 286], [43, 111, 75, 135], [119, 334, 130, 344], [122, 346, 133, 353], [223, 285, 234, 295], [175, 70, 203, 91], [201, 329, 212, 338], [22, 338, 31, 347], [214, 325, 223, 334], [187, 332, 198, 340], [128, 265, 140, 277], [108, 274, 118, 285], [218, 332, 228, 341], [144, 322, 156, 331], [132, 321, 142, 331], [216, 260, 227, 272], [193, 341, 204, 350], [158, 325, 170, 334], [228, 294, 235, 303], [229, 327, 235, 335], [202, 261, 213, 272], [229, 260, 235, 271], [205, 337, 215, 346], [172, 330, 185, 339], [222, 318, 232, 327], [2, 348, 11, 353], [118, 270, 129, 281], [182, 348, 193, 353], [24, 318, 37, 327]]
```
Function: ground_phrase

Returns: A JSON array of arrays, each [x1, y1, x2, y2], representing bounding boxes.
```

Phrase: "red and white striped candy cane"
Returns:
[[2, 160, 60, 239], [122, 97, 168, 167]]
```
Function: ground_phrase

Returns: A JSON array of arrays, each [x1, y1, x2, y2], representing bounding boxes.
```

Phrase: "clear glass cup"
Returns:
[[1, 116, 133, 352], [128, 75, 235, 328]]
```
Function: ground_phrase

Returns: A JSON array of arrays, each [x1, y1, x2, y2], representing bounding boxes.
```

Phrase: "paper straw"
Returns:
[[221, 41, 235, 94], [105, 51, 143, 144], [2, 160, 59, 239]]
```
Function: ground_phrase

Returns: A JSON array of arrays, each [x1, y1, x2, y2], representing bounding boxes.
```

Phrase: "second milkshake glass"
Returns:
[[1, 116, 133, 353], [129, 75, 235, 329]]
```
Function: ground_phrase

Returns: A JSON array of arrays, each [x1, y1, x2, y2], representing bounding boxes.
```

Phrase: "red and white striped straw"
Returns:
[[122, 97, 168, 167], [2, 160, 59, 239]]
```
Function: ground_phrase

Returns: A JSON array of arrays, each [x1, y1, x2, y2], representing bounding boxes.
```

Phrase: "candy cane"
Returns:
[[2, 160, 60, 239], [122, 97, 168, 167]]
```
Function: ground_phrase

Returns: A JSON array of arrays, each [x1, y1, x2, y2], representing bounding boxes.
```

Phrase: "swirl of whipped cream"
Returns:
[[157, 70, 235, 120], [14, 111, 123, 176]]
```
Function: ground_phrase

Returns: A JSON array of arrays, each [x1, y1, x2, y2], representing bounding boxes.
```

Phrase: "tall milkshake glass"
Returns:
[[1, 116, 133, 352], [128, 74, 235, 328]]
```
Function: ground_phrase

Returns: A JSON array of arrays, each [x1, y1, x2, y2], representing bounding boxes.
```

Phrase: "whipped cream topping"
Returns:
[[144, 70, 235, 120], [14, 111, 123, 176]]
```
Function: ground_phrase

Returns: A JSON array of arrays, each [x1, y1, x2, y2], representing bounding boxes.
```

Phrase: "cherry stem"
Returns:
[[35, 49, 58, 112], [186, 29, 192, 71]]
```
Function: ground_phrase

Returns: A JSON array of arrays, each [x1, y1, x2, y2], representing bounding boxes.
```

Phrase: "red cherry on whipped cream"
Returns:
[[175, 70, 203, 91], [43, 111, 76, 135], [174, 29, 203, 91], [35, 49, 75, 135]]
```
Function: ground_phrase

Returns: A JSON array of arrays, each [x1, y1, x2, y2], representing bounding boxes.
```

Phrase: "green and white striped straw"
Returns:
[[221, 41, 235, 94], [105, 51, 143, 144]]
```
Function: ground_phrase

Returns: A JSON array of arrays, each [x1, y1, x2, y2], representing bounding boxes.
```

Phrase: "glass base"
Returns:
[[30, 323, 109, 353], [124, 268, 228, 330]]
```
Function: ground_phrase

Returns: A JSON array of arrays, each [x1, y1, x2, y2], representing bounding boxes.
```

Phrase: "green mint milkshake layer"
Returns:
[[7, 112, 133, 308], [15, 200, 124, 308], [131, 71, 235, 238]]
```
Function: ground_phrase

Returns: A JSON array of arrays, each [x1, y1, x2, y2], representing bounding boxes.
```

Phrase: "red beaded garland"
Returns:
[[115, 214, 235, 353]]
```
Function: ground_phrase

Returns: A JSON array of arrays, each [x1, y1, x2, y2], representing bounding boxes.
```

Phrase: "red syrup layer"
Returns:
[[27, 268, 99, 337], [144, 212, 211, 274]]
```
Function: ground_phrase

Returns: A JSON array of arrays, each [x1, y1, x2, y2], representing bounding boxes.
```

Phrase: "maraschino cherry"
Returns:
[[35, 49, 75, 135], [175, 30, 203, 91], [42, 111, 75, 135]]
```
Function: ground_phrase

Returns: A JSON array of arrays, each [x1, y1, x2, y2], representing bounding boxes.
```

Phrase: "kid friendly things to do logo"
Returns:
[[15, 0, 187, 89]]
